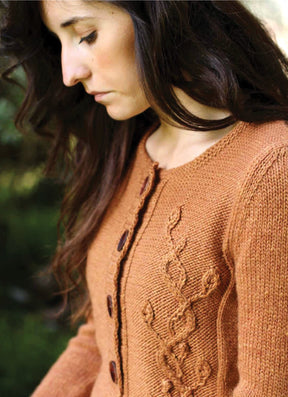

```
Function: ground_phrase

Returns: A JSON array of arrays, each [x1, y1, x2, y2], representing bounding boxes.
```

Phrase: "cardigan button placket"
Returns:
[[112, 164, 159, 395]]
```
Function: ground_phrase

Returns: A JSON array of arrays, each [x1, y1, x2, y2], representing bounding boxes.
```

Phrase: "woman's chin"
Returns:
[[105, 103, 150, 121]]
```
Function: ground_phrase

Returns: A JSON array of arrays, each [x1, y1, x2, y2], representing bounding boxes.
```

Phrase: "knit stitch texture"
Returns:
[[32, 120, 288, 397]]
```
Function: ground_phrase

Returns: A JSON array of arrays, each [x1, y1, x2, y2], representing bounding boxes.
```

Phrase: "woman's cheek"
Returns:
[[96, 52, 113, 69]]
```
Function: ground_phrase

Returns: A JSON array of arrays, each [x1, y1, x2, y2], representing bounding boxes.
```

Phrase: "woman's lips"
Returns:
[[94, 92, 109, 102], [87, 90, 111, 102]]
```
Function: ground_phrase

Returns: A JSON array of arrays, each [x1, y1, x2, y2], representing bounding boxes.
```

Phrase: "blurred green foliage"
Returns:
[[0, 67, 73, 396], [0, 311, 72, 397]]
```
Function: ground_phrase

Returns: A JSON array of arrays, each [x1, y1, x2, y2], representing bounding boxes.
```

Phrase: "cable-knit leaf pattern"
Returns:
[[141, 206, 220, 396], [201, 267, 220, 297], [142, 300, 154, 327]]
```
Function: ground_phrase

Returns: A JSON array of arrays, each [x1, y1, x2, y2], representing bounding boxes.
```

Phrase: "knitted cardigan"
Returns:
[[32, 120, 288, 397]]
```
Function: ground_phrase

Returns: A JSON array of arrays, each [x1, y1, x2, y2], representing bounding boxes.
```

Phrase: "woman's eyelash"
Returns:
[[79, 31, 97, 45]]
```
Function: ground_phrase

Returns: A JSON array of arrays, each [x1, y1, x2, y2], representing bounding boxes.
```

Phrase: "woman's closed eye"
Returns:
[[79, 31, 97, 45]]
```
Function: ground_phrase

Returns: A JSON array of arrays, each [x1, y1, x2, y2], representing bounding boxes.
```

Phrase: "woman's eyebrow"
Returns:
[[61, 16, 94, 28]]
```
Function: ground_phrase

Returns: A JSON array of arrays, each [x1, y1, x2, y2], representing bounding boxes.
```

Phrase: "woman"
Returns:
[[1, 1, 288, 396]]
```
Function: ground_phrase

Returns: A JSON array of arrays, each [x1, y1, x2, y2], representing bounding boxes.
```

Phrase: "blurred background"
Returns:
[[0, 45, 73, 397], [0, 1, 287, 396]]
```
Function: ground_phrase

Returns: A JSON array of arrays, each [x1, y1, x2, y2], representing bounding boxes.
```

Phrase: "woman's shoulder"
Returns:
[[229, 121, 287, 196], [223, 120, 288, 227], [240, 120, 288, 173], [230, 120, 288, 184], [244, 119, 288, 151]]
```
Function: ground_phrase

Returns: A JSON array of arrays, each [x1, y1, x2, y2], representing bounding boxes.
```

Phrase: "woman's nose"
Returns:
[[61, 49, 91, 87]]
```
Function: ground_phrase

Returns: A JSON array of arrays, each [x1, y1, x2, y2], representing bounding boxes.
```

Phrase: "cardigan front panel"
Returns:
[[86, 121, 244, 396], [30, 120, 288, 397], [84, 120, 288, 397], [120, 178, 233, 397]]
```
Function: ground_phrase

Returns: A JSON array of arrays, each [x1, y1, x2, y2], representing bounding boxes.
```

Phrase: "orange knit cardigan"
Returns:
[[32, 120, 288, 397]]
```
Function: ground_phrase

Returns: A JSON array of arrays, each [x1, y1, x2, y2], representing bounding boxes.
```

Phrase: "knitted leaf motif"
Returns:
[[201, 267, 220, 297], [178, 342, 190, 365], [142, 206, 218, 396], [168, 303, 196, 337], [161, 379, 173, 394], [175, 237, 186, 256], [142, 300, 154, 327], [182, 391, 193, 397], [164, 255, 187, 296], [167, 206, 182, 232], [195, 360, 211, 386]]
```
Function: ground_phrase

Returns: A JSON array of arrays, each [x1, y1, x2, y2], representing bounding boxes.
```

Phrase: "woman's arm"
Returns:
[[228, 146, 288, 397], [31, 315, 101, 397]]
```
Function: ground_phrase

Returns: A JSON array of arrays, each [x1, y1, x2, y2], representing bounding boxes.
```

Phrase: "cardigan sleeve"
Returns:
[[228, 146, 288, 397], [31, 314, 102, 397]]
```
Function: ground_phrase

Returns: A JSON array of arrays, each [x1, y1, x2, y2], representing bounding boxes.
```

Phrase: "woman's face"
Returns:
[[41, 0, 150, 120]]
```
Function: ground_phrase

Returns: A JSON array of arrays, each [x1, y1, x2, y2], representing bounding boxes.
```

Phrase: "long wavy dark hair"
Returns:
[[1, 0, 288, 321]]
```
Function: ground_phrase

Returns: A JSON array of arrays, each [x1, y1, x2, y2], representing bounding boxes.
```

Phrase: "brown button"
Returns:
[[107, 295, 113, 318], [140, 176, 149, 195], [109, 360, 118, 383], [117, 229, 129, 251]]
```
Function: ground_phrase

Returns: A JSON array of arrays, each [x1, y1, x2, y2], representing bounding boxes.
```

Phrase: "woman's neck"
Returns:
[[146, 88, 235, 170]]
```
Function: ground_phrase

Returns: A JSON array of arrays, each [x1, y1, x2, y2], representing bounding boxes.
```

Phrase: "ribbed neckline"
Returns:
[[139, 120, 248, 178]]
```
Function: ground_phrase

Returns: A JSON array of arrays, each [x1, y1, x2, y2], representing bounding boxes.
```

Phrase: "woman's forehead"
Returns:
[[40, 0, 115, 32], [41, 0, 112, 16]]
